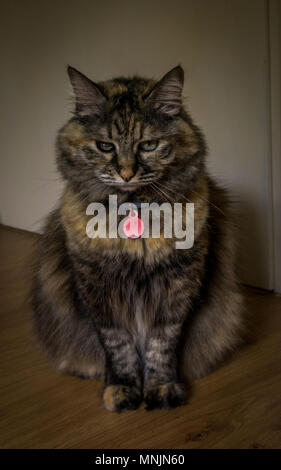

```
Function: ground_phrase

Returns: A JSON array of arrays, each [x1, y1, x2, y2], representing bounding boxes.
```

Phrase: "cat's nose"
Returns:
[[120, 167, 134, 182]]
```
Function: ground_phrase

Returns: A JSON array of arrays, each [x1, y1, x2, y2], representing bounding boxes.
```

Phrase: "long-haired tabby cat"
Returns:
[[32, 65, 244, 412]]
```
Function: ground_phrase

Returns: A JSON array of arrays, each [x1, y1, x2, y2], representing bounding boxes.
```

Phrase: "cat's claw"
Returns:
[[144, 382, 187, 411], [103, 384, 142, 412]]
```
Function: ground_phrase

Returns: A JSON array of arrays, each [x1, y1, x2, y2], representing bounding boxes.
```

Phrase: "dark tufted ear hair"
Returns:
[[67, 66, 107, 117], [145, 66, 184, 116]]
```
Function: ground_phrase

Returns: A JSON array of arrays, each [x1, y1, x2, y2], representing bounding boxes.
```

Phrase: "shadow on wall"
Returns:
[[235, 199, 272, 291]]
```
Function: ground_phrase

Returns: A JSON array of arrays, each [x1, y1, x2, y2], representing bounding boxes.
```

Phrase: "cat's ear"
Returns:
[[67, 66, 107, 117], [145, 66, 184, 116]]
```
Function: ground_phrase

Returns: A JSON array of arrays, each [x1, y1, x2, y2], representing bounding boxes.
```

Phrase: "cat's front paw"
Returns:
[[144, 382, 187, 410], [103, 385, 142, 412]]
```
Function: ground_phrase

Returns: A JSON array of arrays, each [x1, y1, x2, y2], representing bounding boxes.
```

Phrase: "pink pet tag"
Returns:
[[123, 210, 144, 239]]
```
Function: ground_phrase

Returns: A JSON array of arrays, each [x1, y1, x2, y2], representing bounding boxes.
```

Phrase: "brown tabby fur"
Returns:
[[32, 66, 244, 412]]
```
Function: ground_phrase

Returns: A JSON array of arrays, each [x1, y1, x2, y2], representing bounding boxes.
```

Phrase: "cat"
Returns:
[[31, 65, 244, 412]]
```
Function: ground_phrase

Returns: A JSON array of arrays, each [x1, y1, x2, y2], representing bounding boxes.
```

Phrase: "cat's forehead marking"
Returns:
[[113, 116, 125, 135], [134, 121, 143, 141], [111, 111, 144, 143]]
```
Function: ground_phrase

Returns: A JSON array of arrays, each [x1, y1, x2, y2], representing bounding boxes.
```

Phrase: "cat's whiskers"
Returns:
[[140, 173, 156, 181], [150, 182, 164, 200], [151, 182, 173, 203], [190, 189, 225, 216], [156, 180, 225, 216]]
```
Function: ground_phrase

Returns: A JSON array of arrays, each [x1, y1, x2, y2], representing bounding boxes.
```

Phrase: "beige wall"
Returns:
[[0, 0, 273, 289]]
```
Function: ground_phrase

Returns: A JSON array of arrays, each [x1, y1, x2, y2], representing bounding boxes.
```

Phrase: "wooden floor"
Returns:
[[0, 225, 281, 449]]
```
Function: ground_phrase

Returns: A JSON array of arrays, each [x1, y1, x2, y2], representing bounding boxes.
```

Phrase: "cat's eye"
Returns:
[[138, 140, 159, 152], [96, 141, 115, 153]]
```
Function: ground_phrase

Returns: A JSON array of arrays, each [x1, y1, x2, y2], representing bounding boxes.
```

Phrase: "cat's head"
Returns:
[[57, 66, 206, 200]]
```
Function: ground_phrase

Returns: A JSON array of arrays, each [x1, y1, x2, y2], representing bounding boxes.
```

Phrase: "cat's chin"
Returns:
[[105, 182, 142, 193], [118, 185, 139, 193]]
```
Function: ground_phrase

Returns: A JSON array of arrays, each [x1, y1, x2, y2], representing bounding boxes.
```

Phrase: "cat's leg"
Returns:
[[69, 255, 143, 412], [143, 320, 188, 410], [142, 249, 207, 410], [97, 326, 143, 412], [71, 265, 143, 412]]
